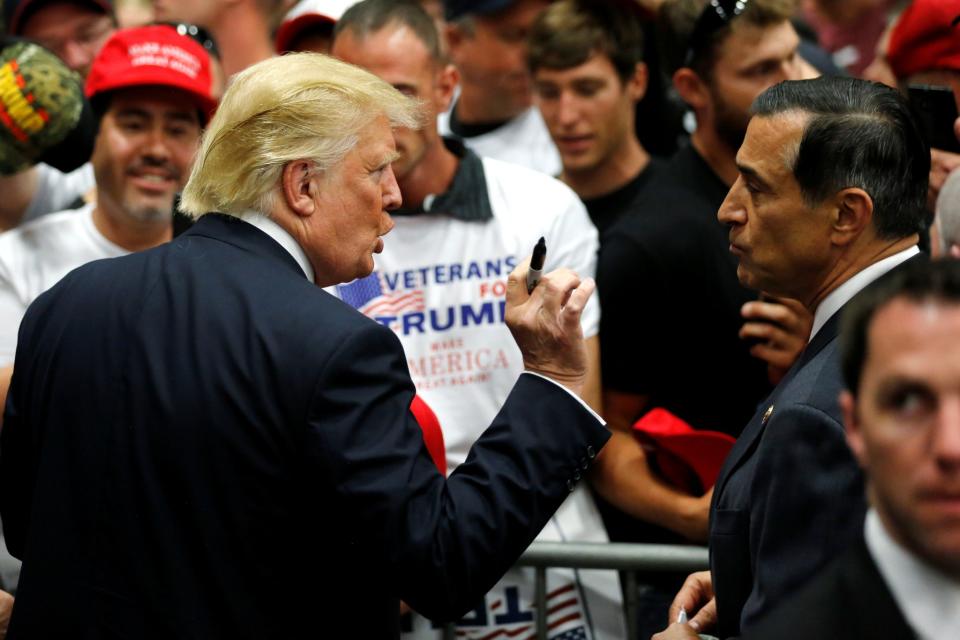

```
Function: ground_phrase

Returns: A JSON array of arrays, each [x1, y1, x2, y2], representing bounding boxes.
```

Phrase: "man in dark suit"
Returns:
[[0, 52, 610, 639], [741, 258, 960, 640], [655, 76, 931, 639]]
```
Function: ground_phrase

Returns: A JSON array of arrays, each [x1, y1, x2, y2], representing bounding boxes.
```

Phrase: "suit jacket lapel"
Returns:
[[714, 312, 842, 500], [842, 538, 917, 638]]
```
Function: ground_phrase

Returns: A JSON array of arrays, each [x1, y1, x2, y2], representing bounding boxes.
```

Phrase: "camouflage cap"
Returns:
[[0, 39, 93, 175]]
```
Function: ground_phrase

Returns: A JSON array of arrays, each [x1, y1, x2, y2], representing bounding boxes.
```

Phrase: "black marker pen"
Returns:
[[526, 236, 546, 293]]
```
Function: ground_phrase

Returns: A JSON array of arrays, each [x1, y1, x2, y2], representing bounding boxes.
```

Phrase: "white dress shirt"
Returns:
[[241, 213, 315, 284], [809, 246, 919, 341]]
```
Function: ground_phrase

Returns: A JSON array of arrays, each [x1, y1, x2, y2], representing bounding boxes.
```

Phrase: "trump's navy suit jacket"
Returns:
[[0, 213, 609, 639], [709, 310, 867, 638]]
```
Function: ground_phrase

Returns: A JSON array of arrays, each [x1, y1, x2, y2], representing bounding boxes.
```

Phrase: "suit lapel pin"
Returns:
[[762, 404, 774, 425]]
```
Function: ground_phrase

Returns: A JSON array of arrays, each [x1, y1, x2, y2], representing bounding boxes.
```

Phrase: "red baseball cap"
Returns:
[[887, 0, 960, 80], [632, 408, 735, 495], [85, 24, 217, 121], [275, 0, 355, 53]]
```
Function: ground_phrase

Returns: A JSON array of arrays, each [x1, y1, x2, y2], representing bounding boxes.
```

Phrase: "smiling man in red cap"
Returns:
[[0, 23, 216, 427]]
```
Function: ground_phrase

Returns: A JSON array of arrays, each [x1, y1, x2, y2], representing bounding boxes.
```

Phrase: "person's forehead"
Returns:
[[20, 0, 107, 33], [354, 115, 396, 156], [713, 19, 797, 71], [739, 113, 805, 174], [335, 25, 432, 74], [864, 299, 960, 380], [534, 53, 621, 84], [107, 86, 200, 119]]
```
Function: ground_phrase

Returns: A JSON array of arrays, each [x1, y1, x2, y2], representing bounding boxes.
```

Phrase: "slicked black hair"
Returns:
[[753, 76, 930, 240]]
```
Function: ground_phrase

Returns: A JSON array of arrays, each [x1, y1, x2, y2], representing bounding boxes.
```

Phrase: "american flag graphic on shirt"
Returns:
[[337, 271, 425, 316], [453, 582, 588, 640]]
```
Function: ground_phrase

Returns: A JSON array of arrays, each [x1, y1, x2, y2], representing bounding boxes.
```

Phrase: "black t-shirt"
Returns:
[[581, 157, 664, 237], [598, 144, 772, 437], [596, 144, 773, 547]]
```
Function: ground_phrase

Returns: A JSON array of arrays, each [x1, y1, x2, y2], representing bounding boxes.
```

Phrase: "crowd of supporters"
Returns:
[[1, 0, 958, 638]]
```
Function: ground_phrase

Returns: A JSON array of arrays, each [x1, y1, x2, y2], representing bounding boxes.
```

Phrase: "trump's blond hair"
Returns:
[[180, 53, 419, 217]]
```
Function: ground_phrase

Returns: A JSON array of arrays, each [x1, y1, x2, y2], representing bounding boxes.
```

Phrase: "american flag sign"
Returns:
[[337, 272, 425, 316]]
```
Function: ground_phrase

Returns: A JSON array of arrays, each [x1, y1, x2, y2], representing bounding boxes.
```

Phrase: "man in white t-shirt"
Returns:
[[332, 2, 622, 639], [439, 0, 560, 176], [0, 24, 216, 418]]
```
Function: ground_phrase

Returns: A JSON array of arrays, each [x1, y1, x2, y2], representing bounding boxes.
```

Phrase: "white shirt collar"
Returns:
[[809, 246, 919, 341], [864, 509, 960, 640], [239, 212, 315, 284]]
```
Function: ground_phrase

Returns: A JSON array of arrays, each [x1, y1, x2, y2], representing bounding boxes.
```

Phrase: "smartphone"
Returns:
[[907, 84, 960, 154]]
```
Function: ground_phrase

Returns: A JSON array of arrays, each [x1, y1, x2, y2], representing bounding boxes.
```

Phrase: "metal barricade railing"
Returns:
[[441, 541, 709, 640]]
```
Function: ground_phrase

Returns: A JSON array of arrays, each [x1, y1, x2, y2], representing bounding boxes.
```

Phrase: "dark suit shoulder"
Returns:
[[40, 229, 398, 354], [743, 538, 916, 640], [773, 337, 843, 422]]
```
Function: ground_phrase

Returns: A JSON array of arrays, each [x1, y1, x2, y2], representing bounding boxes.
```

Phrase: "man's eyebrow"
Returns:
[[381, 150, 401, 167], [737, 162, 772, 191]]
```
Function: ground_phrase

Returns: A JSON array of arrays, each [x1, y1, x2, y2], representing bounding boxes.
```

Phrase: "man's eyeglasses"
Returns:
[[155, 22, 220, 59], [683, 0, 750, 69]]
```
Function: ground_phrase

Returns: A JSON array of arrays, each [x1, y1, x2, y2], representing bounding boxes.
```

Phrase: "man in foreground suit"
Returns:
[[655, 76, 930, 639], [742, 258, 960, 640], [0, 52, 610, 638]]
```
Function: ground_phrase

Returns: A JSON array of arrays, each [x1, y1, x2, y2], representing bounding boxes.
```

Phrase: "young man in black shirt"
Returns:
[[527, 0, 661, 237]]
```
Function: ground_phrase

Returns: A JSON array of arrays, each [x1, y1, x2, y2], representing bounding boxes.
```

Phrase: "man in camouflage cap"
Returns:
[[0, 38, 95, 175]]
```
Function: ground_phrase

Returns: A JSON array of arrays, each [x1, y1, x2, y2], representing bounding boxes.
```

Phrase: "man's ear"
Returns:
[[831, 187, 874, 247], [282, 160, 318, 218], [950, 244, 960, 259], [672, 67, 709, 113], [627, 61, 649, 103], [841, 390, 868, 469], [435, 63, 460, 113]]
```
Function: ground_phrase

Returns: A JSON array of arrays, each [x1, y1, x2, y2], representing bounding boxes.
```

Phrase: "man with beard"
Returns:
[[0, 24, 216, 420], [590, 2, 809, 633]]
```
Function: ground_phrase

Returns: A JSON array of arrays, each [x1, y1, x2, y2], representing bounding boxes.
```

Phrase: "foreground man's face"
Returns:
[[845, 299, 960, 579]]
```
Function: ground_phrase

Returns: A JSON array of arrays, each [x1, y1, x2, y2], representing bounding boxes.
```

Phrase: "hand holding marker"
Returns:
[[526, 237, 547, 294]]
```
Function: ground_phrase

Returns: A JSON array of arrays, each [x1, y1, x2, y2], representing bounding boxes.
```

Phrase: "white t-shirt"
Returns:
[[21, 162, 96, 225], [439, 105, 562, 178], [0, 204, 127, 365], [334, 158, 623, 640]]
